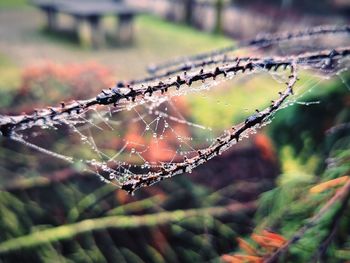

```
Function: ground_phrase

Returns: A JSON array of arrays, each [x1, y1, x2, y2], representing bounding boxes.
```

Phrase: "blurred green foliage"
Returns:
[[269, 73, 350, 174], [0, 175, 256, 263], [253, 149, 350, 262]]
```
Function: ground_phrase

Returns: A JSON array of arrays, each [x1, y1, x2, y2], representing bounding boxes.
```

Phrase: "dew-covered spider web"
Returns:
[[1, 25, 350, 193]]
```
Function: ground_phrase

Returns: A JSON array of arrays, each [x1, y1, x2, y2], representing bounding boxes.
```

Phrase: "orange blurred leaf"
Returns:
[[221, 254, 238, 263], [237, 237, 258, 256], [309, 176, 349, 194], [261, 230, 287, 243], [251, 234, 285, 249], [115, 189, 133, 204], [254, 134, 275, 161]]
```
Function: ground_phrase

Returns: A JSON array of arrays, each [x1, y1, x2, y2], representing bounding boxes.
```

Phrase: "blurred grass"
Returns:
[[0, 0, 28, 9], [0, 53, 21, 108], [189, 74, 278, 129], [0, 53, 21, 90], [134, 15, 232, 59]]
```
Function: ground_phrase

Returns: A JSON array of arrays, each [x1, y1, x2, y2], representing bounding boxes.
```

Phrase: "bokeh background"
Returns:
[[0, 0, 349, 262]]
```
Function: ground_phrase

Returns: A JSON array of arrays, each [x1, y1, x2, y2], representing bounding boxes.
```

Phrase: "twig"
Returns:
[[0, 201, 257, 254]]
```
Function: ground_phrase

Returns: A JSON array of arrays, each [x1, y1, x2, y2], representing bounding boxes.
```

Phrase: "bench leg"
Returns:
[[90, 16, 105, 49], [45, 9, 58, 31], [117, 14, 134, 45], [77, 16, 105, 49], [77, 17, 90, 48]]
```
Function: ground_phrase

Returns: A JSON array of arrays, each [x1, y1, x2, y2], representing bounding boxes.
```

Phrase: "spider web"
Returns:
[[1, 27, 350, 193]]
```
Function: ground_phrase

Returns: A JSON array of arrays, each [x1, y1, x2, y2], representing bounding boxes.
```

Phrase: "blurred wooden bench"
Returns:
[[31, 0, 142, 48]]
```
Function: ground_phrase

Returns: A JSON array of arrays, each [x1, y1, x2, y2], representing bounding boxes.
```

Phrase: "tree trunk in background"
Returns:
[[281, 0, 292, 9], [214, 0, 223, 34]]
